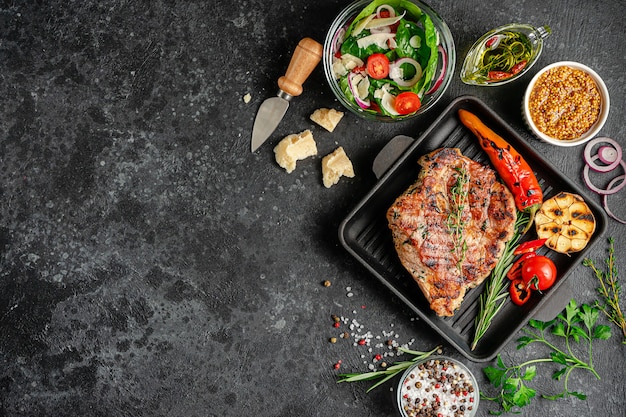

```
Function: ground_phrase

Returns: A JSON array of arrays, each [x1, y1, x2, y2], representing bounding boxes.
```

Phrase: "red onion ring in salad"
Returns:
[[583, 137, 622, 173], [603, 175, 626, 224], [425, 45, 447, 95], [582, 157, 625, 195]]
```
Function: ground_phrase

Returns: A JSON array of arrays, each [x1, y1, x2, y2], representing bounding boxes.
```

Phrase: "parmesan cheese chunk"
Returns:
[[310, 108, 344, 132], [321, 146, 355, 188], [273, 130, 317, 173]]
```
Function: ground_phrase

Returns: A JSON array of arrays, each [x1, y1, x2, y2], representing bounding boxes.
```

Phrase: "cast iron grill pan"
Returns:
[[338, 95, 607, 362]]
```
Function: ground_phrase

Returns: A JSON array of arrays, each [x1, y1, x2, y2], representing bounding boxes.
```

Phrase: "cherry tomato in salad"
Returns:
[[394, 91, 421, 115], [366, 53, 390, 80], [522, 255, 557, 291], [509, 278, 531, 306]]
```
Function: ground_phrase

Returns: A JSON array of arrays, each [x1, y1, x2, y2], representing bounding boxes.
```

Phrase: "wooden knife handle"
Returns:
[[278, 37, 323, 97]]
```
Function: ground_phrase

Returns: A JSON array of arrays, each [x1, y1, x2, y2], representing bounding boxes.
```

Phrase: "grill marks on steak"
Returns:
[[387, 148, 517, 317]]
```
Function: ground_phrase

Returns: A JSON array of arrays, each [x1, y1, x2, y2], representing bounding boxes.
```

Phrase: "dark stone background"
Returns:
[[0, 1, 624, 416]]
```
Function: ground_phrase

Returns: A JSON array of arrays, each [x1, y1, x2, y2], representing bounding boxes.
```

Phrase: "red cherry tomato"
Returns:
[[366, 53, 390, 80], [522, 255, 557, 291], [509, 278, 531, 306], [394, 91, 421, 115]]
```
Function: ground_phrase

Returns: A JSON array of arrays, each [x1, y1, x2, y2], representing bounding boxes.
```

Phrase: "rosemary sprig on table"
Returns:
[[471, 211, 529, 351], [583, 237, 626, 343], [337, 345, 441, 392], [447, 166, 470, 270]]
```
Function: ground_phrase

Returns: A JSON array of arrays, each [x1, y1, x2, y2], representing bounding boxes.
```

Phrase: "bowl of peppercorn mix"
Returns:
[[522, 61, 610, 147], [397, 356, 479, 417]]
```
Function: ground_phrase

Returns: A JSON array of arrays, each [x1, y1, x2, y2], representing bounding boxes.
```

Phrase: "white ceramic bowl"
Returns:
[[397, 356, 479, 417], [522, 61, 610, 147]]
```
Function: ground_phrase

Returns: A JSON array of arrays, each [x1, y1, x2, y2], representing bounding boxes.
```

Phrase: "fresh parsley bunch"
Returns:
[[482, 300, 611, 414]]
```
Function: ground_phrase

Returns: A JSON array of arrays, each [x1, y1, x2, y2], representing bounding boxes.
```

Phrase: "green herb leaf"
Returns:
[[503, 376, 520, 392], [484, 365, 507, 387], [593, 324, 612, 340], [516, 335, 534, 349], [528, 318, 551, 331], [550, 351, 568, 365], [521, 365, 536, 381], [552, 367, 567, 380], [570, 325, 588, 343], [551, 322, 566, 337], [579, 303, 599, 330], [543, 392, 565, 400], [512, 385, 536, 407], [563, 300, 579, 324], [568, 391, 587, 400], [496, 354, 505, 369]]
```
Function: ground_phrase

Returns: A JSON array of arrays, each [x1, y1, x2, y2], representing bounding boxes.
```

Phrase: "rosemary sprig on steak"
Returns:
[[471, 211, 529, 350], [447, 166, 470, 271]]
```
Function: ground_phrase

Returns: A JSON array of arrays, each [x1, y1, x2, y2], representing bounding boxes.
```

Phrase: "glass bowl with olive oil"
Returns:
[[460, 23, 551, 86]]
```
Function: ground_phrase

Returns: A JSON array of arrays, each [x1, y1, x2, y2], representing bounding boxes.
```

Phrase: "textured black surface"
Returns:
[[0, 1, 624, 416]]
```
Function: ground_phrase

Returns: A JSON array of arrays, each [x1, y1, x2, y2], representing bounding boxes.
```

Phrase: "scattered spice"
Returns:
[[323, 280, 332, 287], [327, 282, 420, 375]]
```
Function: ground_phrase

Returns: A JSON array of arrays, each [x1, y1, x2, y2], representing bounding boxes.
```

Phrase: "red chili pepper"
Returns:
[[514, 238, 548, 255], [458, 109, 543, 233], [485, 35, 499, 48], [509, 278, 531, 306], [487, 70, 513, 80], [510, 60, 527, 74], [507, 252, 537, 280]]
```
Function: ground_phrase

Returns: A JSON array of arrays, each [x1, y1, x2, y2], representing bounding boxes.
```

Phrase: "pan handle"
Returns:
[[372, 135, 414, 179], [531, 281, 574, 322]]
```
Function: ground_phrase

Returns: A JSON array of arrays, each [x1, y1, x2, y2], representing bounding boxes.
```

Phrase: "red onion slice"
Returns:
[[582, 157, 626, 195], [603, 175, 626, 224], [598, 146, 619, 164], [583, 137, 622, 173], [425, 45, 447, 95], [347, 72, 371, 109]]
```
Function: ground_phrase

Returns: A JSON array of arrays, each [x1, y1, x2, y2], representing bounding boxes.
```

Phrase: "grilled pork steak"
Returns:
[[387, 148, 517, 317]]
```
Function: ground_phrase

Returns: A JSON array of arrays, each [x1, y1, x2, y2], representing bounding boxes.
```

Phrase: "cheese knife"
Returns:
[[251, 37, 323, 152]]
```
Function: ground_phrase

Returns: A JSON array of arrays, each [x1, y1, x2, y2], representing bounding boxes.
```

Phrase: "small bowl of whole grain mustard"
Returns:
[[522, 61, 610, 147]]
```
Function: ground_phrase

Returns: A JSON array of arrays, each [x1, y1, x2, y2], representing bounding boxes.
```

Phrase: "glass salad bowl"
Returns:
[[323, 0, 456, 122], [460, 23, 551, 86]]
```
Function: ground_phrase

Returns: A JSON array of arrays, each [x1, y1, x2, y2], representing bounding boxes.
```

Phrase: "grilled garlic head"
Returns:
[[535, 192, 596, 254]]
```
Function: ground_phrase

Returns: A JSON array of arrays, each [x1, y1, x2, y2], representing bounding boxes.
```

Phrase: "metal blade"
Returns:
[[251, 96, 290, 152]]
